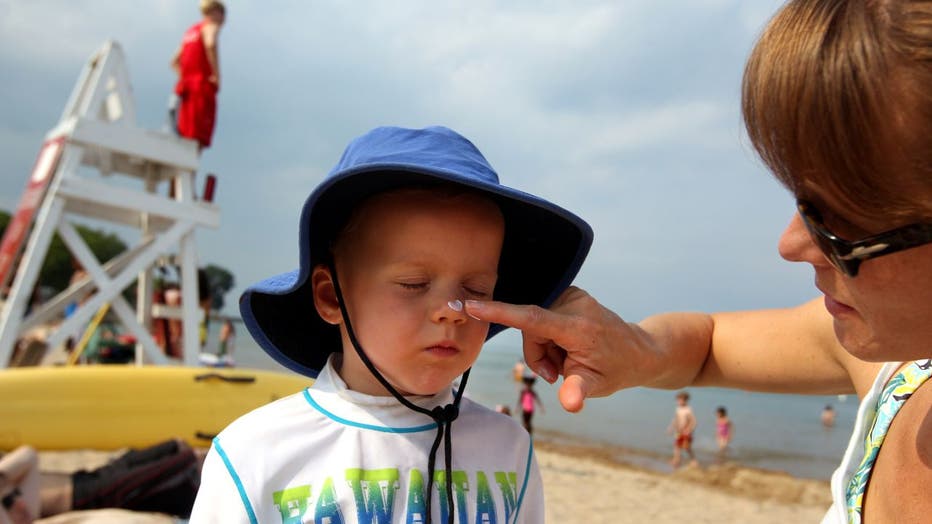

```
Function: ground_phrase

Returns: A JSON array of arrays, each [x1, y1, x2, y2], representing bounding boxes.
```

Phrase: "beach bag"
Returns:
[[72, 439, 200, 518]]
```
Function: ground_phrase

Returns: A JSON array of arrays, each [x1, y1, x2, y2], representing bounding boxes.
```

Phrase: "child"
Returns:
[[512, 359, 526, 384], [821, 404, 836, 428], [667, 391, 697, 468], [518, 377, 545, 436], [190, 126, 592, 523], [714, 406, 733, 456]]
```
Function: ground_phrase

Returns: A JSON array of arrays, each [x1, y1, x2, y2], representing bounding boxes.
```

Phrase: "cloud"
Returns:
[[0, 1, 183, 69], [0, 0, 813, 321]]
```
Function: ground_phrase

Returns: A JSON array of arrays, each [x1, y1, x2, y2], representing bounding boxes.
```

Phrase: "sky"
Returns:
[[0, 1, 817, 337]]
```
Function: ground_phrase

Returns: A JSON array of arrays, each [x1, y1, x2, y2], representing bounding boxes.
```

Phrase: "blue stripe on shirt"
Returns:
[[302, 389, 437, 433], [214, 437, 258, 524], [512, 438, 534, 523]]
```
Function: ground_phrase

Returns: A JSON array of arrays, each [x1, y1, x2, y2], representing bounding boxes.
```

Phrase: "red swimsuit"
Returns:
[[174, 22, 218, 149]]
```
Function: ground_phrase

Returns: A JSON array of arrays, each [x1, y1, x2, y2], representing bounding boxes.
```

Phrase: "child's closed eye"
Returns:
[[398, 282, 428, 292], [395, 280, 493, 298], [463, 286, 492, 299]]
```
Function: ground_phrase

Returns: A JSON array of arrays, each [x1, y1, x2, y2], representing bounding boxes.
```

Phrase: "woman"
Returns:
[[465, 1, 932, 522]]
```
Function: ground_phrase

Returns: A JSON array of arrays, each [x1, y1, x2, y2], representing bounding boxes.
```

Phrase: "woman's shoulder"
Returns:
[[893, 372, 932, 457], [862, 372, 932, 519]]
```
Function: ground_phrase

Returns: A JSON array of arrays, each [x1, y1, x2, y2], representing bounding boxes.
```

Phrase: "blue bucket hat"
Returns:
[[240, 126, 593, 378]]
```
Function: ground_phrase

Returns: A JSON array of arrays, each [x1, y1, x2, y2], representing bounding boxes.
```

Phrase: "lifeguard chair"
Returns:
[[0, 40, 220, 367]]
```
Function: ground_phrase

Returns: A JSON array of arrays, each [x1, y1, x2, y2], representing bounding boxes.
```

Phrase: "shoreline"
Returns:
[[535, 426, 834, 479], [534, 430, 830, 523], [534, 432, 832, 508], [534, 430, 831, 504]]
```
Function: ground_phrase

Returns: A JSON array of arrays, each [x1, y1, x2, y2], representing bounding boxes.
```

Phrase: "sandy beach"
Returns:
[[535, 439, 829, 523], [32, 435, 830, 523]]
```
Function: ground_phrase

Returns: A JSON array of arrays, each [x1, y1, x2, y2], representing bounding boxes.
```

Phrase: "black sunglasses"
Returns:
[[796, 199, 932, 277]]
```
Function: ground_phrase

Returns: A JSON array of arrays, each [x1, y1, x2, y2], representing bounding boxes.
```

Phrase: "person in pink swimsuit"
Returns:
[[715, 406, 733, 457], [518, 376, 545, 435]]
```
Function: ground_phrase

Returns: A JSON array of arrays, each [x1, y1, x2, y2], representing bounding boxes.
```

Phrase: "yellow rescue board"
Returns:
[[0, 366, 311, 451]]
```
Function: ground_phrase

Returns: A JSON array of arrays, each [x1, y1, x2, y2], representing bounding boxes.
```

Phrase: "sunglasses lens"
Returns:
[[797, 204, 828, 249], [797, 201, 858, 277]]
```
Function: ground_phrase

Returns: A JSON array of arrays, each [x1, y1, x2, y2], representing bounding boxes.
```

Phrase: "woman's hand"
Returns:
[[466, 287, 661, 412]]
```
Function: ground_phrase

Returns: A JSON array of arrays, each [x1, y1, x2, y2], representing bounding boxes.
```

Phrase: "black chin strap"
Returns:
[[329, 263, 469, 524]]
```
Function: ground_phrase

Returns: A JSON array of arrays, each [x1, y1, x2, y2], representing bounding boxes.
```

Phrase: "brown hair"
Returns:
[[200, 0, 225, 15], [742, 0, 932, 222]]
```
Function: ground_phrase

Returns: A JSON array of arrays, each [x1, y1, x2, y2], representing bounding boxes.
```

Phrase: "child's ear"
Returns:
[[311, 264, 342, 325]]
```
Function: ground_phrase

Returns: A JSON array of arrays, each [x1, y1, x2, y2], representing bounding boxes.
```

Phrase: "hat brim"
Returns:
[[241, 164, 592, 378]]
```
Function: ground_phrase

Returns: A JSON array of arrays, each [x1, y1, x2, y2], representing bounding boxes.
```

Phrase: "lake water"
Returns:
[[212, 321, 856, 480]]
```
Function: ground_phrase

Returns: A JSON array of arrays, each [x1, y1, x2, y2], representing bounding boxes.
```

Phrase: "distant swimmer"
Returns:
[[513, 358, 537, 381], [512, 359, 525, 383], [518, 376, 545, 436], [715, 406, 734, 458]]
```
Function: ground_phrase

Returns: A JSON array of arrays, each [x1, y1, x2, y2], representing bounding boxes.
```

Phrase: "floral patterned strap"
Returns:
[[846, 359, 932, 524]]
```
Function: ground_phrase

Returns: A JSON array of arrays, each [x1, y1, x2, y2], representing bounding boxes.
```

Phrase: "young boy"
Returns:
[[668, 391, 698, 468], [190, 126, 592, 523]]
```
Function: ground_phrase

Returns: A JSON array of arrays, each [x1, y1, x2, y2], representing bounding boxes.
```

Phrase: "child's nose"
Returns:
[[432, 297, 467, 324]]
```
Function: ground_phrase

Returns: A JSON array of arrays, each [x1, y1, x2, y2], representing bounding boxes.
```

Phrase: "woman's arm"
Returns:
[[466, 291, 882, 412], [692, 298, 880, 396], [201, 23, 221, 89], [170, 46, 181, 76]]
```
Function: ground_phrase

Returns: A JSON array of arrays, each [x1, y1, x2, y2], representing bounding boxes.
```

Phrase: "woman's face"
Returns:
[[778, 190, 932, 362]]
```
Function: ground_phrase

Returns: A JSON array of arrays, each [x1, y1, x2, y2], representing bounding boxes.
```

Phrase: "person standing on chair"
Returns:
[[171, 0, 225, 153]]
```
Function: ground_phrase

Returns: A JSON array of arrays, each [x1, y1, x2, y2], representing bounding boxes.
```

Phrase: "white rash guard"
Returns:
[[190, 357, 544, 523]]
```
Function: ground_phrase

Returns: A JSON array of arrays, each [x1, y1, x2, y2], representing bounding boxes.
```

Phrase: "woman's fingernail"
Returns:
[[537, 366, 556, 383], [448, 299, 464, 312], [464, 300, 483, 319]]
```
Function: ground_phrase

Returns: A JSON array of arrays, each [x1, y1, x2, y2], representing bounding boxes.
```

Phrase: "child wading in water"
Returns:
[[668, 391, 698, 468], [190, 126, 591, 523], [715, 406, 733, 460], [518, 377, 545, 436]]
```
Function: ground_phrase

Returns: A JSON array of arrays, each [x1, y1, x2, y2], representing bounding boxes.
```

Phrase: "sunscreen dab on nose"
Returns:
[[447, 299, 464, 312]]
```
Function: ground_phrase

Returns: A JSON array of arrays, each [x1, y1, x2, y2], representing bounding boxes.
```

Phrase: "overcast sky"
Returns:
[[0, 1, 816, 334]]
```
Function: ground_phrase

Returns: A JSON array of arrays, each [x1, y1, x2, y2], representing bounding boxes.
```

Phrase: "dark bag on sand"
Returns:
[[72, 439, 200, 518]]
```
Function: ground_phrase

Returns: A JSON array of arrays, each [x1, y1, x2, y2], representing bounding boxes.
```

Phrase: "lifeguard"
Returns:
[[171, 0, 225, 151]]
